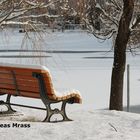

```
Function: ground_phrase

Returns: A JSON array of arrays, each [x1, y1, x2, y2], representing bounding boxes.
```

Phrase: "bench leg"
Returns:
[[6, 95, 16, 113], [60, 101, 72, 121], [43, 104, 53, 122], [43, 100, 72, 122]]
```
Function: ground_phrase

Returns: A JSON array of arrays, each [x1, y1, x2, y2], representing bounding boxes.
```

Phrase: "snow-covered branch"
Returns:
[[131, 16, 140, 29], [84, 0, 122, 39], [0, 0, 59, 26], [84, 0, 140, 47]]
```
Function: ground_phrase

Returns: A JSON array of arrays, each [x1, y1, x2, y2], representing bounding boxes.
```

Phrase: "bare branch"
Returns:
[[131, 16, 140, 29]]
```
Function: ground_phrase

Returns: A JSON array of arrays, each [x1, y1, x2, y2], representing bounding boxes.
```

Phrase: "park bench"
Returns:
[[0, 63, 82, 122]]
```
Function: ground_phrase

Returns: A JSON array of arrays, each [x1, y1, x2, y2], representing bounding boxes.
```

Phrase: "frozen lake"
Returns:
[[0, 29, 140, 111]]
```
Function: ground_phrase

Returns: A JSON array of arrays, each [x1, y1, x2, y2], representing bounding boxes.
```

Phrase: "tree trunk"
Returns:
[[109, 0, 134, 110]]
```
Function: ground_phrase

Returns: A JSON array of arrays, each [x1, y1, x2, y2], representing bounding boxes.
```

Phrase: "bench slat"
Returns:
[[0, 84, 39, 93], [0, 67, 45, 75], [0, 73, 38, 81], [20, 92, 40, 98], [0, 89, 40, 98], [0, 73, 13, 79], [0, 78, 13, 84], [0, 78, 38, 86]]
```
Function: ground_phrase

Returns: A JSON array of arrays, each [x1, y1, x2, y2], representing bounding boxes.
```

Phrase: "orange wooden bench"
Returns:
[[0, 63, 82, 122]]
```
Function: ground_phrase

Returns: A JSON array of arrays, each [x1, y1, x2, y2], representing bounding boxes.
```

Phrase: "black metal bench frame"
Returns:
[[0, 72, 75, 122]]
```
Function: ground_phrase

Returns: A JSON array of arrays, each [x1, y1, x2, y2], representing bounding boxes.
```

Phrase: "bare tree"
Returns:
[[109, 0, 134, 110], [84, 0, 140, 110]]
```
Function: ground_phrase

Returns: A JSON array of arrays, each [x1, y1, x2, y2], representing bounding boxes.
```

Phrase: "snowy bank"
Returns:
[[0, 108, 140, 140]]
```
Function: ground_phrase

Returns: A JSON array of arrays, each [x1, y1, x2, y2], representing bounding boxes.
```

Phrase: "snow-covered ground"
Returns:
[[0, 29, 140, 139], [0, 108, 140, 140]]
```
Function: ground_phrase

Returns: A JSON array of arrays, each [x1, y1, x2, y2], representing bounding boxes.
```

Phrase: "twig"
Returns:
[[108, 123, 118, 132]]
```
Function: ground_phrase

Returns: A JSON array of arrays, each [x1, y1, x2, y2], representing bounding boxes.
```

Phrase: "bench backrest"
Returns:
[[0, 63, 54, 99]]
